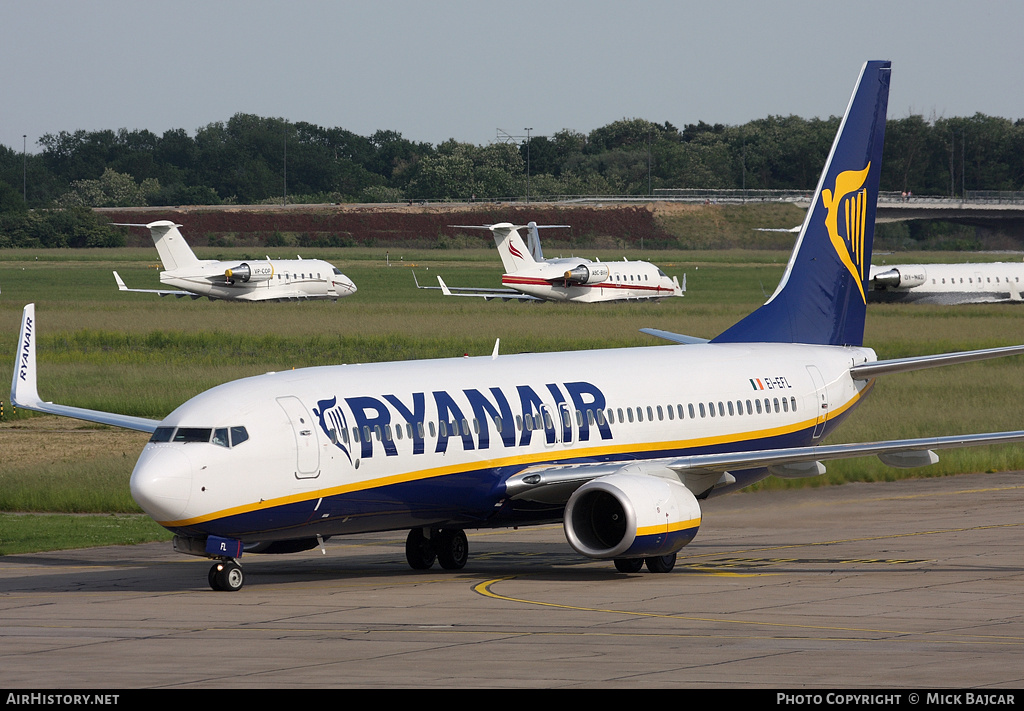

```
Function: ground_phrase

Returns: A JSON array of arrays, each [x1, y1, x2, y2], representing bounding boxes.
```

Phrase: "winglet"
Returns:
[[113, 271, 128, 291], [438, 276, 453, 296], [10, 304, 159, 433], [11, 303, 42, 407]]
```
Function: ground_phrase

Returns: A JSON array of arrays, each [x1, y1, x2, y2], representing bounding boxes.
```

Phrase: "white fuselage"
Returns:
[[503, 258, 681, 302], [130, 342, 875, 540], [869, 262, 1024, 304], [162, 259, 357, 301]]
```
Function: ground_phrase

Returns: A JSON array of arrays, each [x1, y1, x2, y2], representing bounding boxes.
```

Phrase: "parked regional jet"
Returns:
[[416, 222, 684, 302], [868, 260, 1024, 303], [13, 62, 1024, 592], [113, 221, 357, 301]]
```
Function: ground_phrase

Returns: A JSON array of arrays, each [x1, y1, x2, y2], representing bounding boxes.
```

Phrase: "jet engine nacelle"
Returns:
[[225, 261, 274, 284], [872, 267, 926, 289], [563, 471, 701, 559], [562, 263, 610, 285]]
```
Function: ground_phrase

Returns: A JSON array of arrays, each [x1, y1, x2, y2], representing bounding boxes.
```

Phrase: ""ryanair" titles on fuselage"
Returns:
[[313, 380, 614, 462]]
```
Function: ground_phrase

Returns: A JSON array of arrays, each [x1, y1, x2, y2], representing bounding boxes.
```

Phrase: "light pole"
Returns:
[[524, 127, 532, 204], [22, 135, 27, 204]]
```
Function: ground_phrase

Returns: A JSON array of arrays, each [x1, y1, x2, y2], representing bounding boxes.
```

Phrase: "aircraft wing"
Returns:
[[505, 428, 1024, 504], [639, 328, 710, 345], [11, 304, 160, 433], [507, 341, 1024, 504], [114, 271, 201, 299], [413, 272, 542, 301]]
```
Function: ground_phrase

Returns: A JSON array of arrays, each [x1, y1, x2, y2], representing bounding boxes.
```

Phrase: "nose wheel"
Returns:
[[209, 560, 244, 591]]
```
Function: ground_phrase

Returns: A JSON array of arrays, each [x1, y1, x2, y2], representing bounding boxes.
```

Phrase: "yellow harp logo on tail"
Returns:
[[821, 163, 871, 303]]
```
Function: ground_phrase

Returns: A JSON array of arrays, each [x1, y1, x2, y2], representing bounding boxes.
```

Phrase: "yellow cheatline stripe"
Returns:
[[636, 518, 701, 537], [158, 388, 869, 528]]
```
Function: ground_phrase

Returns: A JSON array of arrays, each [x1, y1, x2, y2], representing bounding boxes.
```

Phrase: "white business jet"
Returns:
[[868, 261, 1024, 303], [113, 221, 357, 301], [416, 221, 684, 302], [13, 62, 1024, 592]]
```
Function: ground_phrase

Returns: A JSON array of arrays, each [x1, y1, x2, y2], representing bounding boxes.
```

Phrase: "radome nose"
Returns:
[[335, 276, 357, 295], [130, 446, 193, 522]]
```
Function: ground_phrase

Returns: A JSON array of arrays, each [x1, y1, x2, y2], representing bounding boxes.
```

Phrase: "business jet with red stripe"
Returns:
[[113, 221, 357, 302], [12, 61, 1024, 593], [417, 221, 684, 302]]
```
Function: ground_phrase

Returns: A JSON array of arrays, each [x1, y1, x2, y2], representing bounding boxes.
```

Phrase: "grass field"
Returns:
[[2, 244, 1023, 554]]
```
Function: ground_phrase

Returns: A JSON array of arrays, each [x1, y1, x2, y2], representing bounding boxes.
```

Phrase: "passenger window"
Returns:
[[429, 422, 436, 438], [646, 406, 654, 421], [782, 398, 789, 412], [667, 405, 674, 421], [727, 401, 734, 416], [637, 407, 644, 422], [698, 403, 705, 418], [773, 398, 780, 413], [688, 403, 695, 419], [756, 399, 763, 414], [627, 408, 634, 423], [790, 397, 797, 411]]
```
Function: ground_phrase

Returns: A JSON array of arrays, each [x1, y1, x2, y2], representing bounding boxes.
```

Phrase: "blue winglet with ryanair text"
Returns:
[[712, 60, 891, 347]]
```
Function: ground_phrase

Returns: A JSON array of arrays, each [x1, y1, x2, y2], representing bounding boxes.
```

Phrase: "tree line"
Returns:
[[0, 112, 1022, 247]]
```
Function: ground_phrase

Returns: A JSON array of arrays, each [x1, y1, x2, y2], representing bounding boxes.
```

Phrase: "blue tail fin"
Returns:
[[712, 61, 891, 347]]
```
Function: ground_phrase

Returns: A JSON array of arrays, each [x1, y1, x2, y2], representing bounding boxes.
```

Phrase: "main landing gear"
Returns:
[[209, 559, 244, 591], [405, 527, 469, 571], [613, 553, 677, 574]]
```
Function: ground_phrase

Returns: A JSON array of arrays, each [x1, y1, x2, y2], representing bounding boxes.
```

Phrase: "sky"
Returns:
[[3, 0, 1023, 154]]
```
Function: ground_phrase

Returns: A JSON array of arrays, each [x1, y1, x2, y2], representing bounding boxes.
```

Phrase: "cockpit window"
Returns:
[[149, 427, 175, 443], [150, 425, 249, 447], [174, 427, 212, 443], [230, 426, 249, 447], [212, 428, 229, 448], [332, 267, 343, 275]]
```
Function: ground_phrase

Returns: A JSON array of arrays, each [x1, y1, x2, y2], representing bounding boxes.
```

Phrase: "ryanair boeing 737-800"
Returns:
[[12, 62, 1024, 591]]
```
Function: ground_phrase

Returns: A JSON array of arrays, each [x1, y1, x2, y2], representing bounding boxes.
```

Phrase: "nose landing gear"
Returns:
[[209, 560, 244, 591]]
